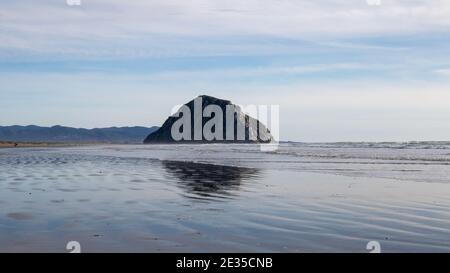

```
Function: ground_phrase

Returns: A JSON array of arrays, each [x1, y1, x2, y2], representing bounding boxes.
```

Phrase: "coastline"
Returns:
[[0, 141, 67, 148], [0, 141, 121, 149]]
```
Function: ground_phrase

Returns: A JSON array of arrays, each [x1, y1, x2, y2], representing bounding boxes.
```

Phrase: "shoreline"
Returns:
[[0, 141, 104, 149]]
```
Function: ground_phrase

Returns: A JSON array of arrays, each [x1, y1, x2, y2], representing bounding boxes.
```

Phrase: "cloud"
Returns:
[[133, 62, 373, 82], [1, 0, 450, 59], [434, 69, 450, 76]]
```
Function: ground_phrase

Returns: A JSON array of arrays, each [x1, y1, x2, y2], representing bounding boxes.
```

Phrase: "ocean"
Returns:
[[1, 142, 450, 252]]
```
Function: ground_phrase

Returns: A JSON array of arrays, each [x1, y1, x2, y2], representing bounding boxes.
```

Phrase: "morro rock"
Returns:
[[143, 95, 273, 143]]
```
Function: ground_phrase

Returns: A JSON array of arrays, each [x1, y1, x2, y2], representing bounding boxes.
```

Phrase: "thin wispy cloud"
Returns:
[[1, 0, 450, 59], [434, 69, 450, 76]]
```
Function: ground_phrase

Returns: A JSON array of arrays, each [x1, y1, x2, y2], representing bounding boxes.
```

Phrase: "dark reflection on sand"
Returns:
[[7, 212, 34, 221], [162, 160, 260, 200]]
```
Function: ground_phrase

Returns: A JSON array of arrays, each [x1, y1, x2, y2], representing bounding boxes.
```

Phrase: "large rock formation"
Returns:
[[144, 95, 273, 143]]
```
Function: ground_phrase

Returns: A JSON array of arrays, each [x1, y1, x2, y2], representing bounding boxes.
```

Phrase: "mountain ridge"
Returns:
[[0, 125, 158, 144]]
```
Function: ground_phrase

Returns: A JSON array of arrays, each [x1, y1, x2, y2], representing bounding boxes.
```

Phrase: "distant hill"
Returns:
[[0, 125, 159, 144]]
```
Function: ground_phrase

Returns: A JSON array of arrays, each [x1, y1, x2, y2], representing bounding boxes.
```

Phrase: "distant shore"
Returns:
[[0, 141, 89, 148]]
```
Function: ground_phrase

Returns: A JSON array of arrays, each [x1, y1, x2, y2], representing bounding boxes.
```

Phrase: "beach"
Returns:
[[1, 143, 450, 252]]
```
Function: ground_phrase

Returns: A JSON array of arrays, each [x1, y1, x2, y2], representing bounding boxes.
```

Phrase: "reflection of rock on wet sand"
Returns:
[[162, 161, 260, 200]]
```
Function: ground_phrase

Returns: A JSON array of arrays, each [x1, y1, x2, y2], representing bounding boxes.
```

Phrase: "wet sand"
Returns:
[[1, 146, 450, 252]]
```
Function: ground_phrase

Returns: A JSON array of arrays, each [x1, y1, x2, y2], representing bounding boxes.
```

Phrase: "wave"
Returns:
[[286, 141, 450, 150]]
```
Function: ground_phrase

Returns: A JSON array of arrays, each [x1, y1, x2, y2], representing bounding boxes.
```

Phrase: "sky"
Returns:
[[1, 0, 450, 141]]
